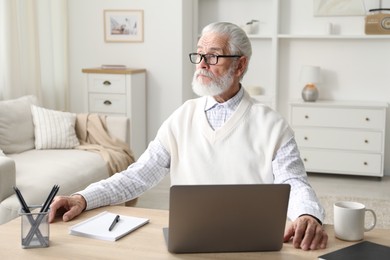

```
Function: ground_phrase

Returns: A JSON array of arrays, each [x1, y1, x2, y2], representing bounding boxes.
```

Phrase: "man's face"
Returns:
[[191, 32, 237, 97]]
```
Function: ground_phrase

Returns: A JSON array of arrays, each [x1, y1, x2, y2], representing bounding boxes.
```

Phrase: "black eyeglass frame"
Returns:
[[189, 53, 242, 65]]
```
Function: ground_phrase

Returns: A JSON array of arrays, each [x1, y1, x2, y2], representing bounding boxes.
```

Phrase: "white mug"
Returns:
[[334, 201, 376, 241]]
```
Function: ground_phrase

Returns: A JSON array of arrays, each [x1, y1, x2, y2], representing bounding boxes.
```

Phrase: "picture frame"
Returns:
[[313, 0, 366, 17], [104, 10, 144, 42]]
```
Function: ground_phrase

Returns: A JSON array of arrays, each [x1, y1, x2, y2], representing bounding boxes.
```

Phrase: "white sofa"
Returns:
[[0, 96, 131, 224]]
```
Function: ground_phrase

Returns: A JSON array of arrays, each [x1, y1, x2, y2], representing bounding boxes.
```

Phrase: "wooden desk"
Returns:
[[1, 206, 389, 259]]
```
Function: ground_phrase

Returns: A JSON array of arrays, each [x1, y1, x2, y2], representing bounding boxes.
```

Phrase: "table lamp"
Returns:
[[300, 65, 321, 102]]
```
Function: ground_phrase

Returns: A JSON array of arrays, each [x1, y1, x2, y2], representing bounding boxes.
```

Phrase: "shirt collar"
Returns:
[[204, 85, 244, 112]]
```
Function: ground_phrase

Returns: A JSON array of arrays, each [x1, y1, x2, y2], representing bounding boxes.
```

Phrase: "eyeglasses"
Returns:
[[189, 53, 242, 65]]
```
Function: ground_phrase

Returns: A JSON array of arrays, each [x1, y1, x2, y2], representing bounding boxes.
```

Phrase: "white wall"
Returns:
[[68, 0, 194, 143]]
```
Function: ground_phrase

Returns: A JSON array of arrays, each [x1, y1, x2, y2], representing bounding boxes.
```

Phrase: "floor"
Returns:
[[309, 173, 390, 200], [135, 173, 390, 210]]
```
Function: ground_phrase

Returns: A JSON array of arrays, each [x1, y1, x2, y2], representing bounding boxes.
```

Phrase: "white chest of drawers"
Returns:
[[82, 68, 146, 159], [290, 101, 387, 177]]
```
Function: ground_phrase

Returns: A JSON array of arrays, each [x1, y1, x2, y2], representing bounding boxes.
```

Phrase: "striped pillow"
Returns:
[[31, 105, 80, 149]]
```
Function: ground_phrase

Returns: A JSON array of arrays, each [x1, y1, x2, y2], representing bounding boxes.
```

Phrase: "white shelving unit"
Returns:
[[192, 0, 390, 111]]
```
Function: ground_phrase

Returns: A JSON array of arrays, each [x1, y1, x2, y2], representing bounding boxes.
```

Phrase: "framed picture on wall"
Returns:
[[313, 0, 366, 16], [104, 10, 144, 42]]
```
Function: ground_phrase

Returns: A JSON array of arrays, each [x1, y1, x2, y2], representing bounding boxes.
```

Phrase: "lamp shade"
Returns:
[[300, 66, 321, 84]]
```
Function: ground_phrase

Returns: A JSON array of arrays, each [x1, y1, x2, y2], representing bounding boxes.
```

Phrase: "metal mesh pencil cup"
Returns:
[[20, 206, 50, 248]]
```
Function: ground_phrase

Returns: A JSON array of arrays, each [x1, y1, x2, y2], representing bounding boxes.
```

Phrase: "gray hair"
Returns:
[[201, 22, 252, 79]]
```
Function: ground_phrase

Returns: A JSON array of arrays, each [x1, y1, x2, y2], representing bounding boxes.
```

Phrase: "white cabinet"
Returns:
[[82, 68, 146, 159], [290, 101, 387, 177]]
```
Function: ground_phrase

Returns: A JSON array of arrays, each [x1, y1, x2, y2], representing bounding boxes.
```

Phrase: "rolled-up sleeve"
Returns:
[[78, 139, 171, 210]]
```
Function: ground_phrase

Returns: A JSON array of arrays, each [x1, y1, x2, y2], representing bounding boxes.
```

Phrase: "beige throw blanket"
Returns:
[[75, 114, 135, 176]]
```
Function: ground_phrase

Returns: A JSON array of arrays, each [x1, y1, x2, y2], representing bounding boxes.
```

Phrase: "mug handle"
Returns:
[[364, 209, 376, 232]]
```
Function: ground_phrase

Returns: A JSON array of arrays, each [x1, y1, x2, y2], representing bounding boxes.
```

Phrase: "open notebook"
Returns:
[[69, 211, 149, 241]]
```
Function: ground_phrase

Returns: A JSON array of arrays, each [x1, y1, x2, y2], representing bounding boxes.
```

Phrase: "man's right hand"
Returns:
[[49, 194, 87, 223]]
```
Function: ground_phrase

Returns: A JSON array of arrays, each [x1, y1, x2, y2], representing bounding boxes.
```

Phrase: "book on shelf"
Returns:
[[101, 64, 127, 70], [318, 241, 390, 260], [69, 211, 149, 241]]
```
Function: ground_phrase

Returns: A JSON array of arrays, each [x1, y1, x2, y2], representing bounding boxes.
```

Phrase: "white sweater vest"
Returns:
[[157, 91, 293, 185]]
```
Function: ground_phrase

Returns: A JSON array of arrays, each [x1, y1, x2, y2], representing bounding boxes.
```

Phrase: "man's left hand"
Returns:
[[283, 215, 328, 250]]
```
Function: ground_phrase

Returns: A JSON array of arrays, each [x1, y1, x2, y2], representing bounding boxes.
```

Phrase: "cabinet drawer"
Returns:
[[291, 106, 385, 130], [295, 128, 383, 152], [88, 74, 126, 94], [89, 94, 126, 114], [300, 149, 382, 176]]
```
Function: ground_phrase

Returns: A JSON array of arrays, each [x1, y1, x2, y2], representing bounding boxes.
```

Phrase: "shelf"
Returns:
[[278, 34, 390, 40], [201, 34, 274, 40], [81, 68, 146, 74], [247, 34, 273, 40], [290, 100, 389, 109]]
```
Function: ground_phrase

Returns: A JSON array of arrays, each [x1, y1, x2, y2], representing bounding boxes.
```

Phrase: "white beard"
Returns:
[[191, 66, 235, 97]]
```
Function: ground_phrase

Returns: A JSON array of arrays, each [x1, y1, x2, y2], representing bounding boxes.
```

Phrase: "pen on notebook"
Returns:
[[109, 215, 120, 231]]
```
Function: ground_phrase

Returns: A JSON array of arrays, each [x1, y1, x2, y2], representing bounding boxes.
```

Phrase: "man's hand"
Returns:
[[49, 195, 86, 223], [283, 215, 328, 250]]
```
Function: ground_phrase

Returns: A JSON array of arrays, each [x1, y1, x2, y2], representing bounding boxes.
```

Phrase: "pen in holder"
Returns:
[[20, 206, 50, 248]]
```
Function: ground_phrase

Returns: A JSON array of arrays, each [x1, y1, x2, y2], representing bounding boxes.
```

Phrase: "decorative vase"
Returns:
[[242, 20, 259, 34], [301, 84, 318, 102]]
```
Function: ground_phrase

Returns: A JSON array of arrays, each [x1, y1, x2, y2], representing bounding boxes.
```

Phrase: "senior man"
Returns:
[[50, 22, 328, 251]]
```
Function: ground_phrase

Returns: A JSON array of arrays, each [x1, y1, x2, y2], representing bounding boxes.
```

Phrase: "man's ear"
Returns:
[[235, 56, 248, 77]]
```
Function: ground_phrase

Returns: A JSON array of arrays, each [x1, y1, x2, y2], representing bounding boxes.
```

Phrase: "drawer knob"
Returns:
[[103, 80, 111, 86], [364, 139, 369, 144], [103, 100, 112, 105], [364, 162, 368, 166], [365, 117, 370, 122], [304, 115, 309, 119], [303, 158, 308, 162], [304, 136, 308, 141]]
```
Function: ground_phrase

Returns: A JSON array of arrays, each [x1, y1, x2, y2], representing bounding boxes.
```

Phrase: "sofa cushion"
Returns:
[[31, 105, 80, 149], [0, 95, 38, 153]]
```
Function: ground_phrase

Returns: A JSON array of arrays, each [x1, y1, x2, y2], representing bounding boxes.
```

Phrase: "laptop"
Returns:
[[163, 184, 290, 253]]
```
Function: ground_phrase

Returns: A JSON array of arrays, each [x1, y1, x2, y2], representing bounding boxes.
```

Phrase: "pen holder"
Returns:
[[20, 206, 50, 248]]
